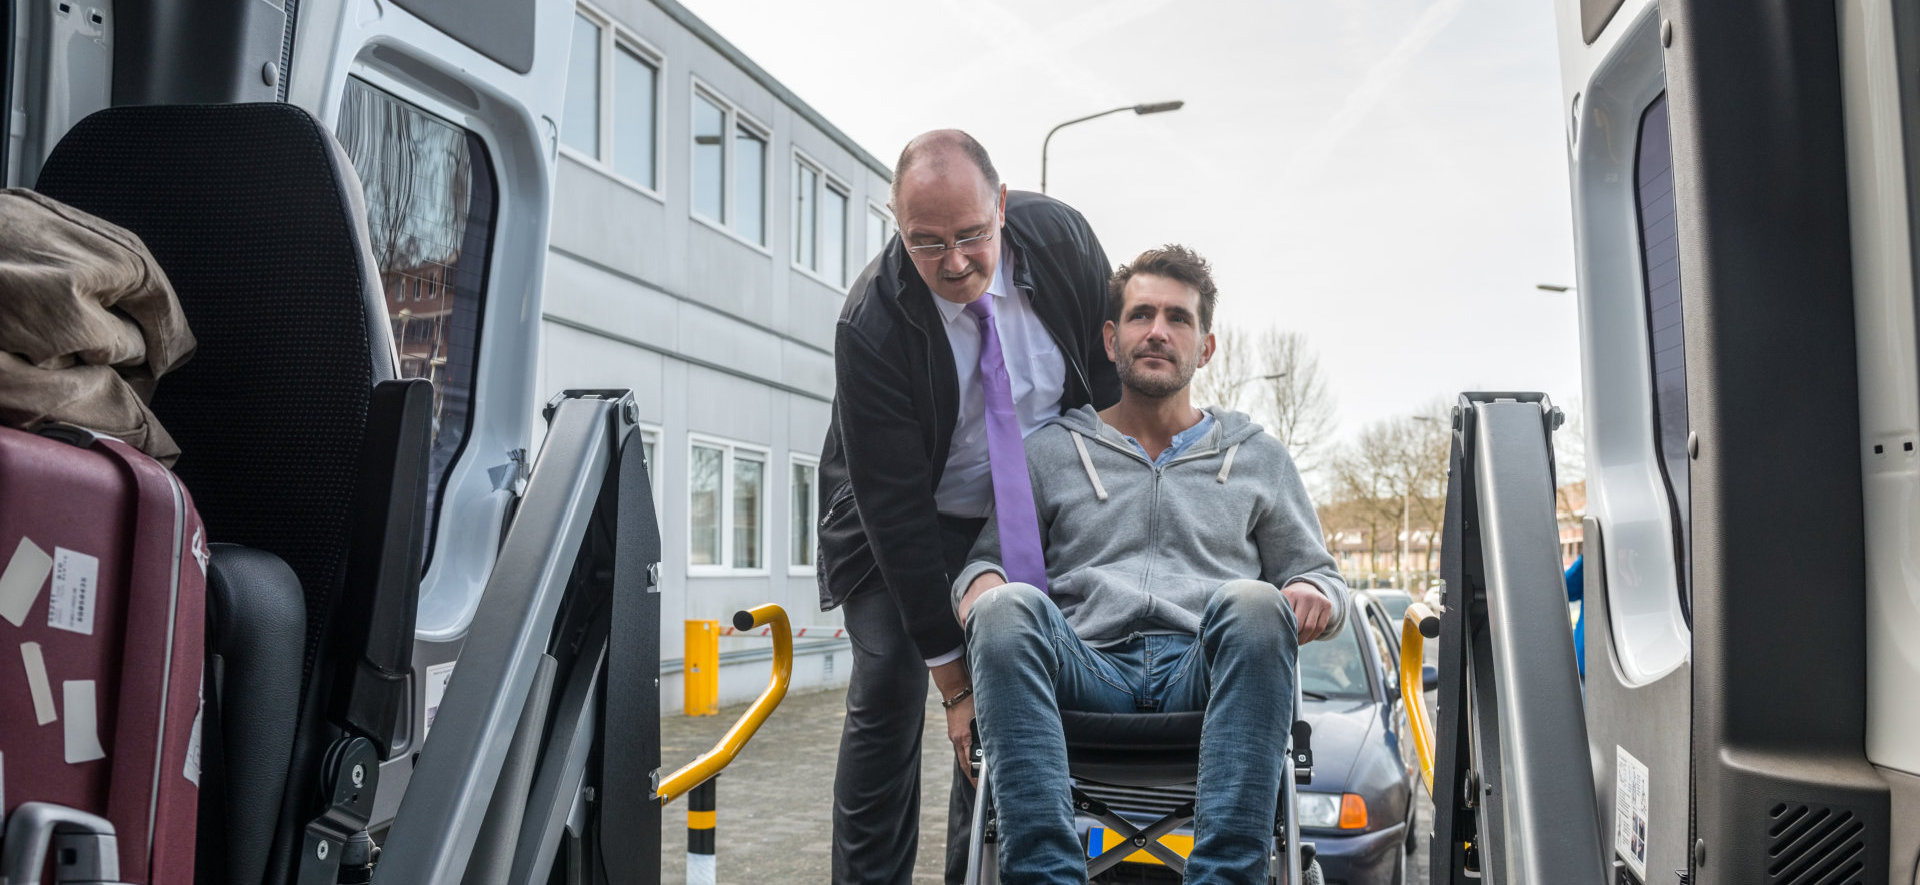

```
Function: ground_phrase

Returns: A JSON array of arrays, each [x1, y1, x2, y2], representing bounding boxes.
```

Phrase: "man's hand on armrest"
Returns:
[[957, 571, 1007, 627], [1281, 581, 1332, 643]]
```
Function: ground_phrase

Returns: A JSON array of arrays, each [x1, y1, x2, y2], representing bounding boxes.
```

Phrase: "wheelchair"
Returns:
[[964, 681, 1323, 884]]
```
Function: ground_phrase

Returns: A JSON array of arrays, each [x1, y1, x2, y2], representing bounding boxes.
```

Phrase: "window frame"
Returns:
[[557, 2, 666, 203], [790, 149, 851, 290], [638, 423, 663, 516], [789, 453, 820, 575], [688, 78, 772, 254], [687, 433, 771, 577], [558, 8, 604, 162], [865, 200, 897, 269]]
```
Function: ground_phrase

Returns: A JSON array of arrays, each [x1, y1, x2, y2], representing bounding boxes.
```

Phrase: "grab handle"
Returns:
[[1399, 602, 1441, 796], [654, 604, 793, 804]]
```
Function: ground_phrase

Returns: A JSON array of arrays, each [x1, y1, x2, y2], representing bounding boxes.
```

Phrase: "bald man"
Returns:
[[816, 131, 1120, 884]]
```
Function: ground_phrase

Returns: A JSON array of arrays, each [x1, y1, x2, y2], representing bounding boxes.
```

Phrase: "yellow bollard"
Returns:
[[685, 619, 719, 716]]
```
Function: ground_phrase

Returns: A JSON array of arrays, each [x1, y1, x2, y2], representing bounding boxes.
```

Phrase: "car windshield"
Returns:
[[1373, 592, 1412, 622], [1298, 614, 1371, 699]]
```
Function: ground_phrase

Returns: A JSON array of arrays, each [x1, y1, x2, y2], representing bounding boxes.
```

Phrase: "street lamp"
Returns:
[[1040, 100, 1185, 194]]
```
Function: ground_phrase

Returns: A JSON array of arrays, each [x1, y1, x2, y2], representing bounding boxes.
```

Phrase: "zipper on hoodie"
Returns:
[[1139, 465, 1163, 598], [1078, 426, 1233, 601]]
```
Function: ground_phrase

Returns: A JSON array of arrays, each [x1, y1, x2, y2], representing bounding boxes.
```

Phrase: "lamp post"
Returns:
[[1040, 100, 1185, 194]]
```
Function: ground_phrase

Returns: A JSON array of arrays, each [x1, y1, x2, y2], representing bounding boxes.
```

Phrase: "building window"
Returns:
[[736, 125, 767, 245], [690, 443, 723, 566], [865, 203, 896, 267], [732, 455, 764, 568], [693, 93, 726, 222], [691, 84, 767, 246], [793, 155, 850, 287], [336, 77, 496, 568], [689, 436, 767, 573], [559, 7, 662, 194], [790, 457, 818, 571], [561, 12, 600, 157], [794, 162, 815, 272], [612, 43, 659, 189]]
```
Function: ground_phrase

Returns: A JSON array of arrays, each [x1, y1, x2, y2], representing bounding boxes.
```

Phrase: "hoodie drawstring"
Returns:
[[1070, 431, 1110, 501], [1217, 443, 1240, 484]]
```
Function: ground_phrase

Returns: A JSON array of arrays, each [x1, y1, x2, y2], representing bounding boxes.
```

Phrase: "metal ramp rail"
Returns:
[[1408, 393, 1608, 884], [370, 389, 792, 885]]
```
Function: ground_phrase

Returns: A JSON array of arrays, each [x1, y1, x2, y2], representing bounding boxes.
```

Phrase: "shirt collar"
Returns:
[[932, 242, 1016, 326]]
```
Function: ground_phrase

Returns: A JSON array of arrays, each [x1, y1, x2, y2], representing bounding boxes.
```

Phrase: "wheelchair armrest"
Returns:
[[1291, 720, 1313, 785]]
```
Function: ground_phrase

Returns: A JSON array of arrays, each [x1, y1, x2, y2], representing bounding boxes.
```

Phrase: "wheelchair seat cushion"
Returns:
[[1061, 710, 1204, 787], [1061, 710, 1203, 751]]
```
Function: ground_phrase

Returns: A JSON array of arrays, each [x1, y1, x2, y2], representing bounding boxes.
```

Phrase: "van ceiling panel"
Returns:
[[393, 0, 534, 75]]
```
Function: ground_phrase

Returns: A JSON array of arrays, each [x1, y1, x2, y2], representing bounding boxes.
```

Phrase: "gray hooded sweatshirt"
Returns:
[[952, 405, 1350, 647]]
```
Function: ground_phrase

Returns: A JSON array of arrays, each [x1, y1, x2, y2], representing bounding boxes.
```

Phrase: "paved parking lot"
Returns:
[[658, 685, 1433, 884]]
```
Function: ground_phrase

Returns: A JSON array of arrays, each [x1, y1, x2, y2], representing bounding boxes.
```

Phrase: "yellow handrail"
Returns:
[[654, 604, 793, 804], [1399, 602, 1441, 796]]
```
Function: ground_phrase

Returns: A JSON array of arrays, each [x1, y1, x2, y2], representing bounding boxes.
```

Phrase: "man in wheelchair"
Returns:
[[951, 245, 1349, 884]]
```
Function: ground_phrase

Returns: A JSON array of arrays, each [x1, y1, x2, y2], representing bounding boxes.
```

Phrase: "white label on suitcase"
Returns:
[[423, 661, 456, 741], [20, 641, 55, 724], [184, 682, 203, 785], [63, 680, 106, 764], [0, 537, 52, 627], [46, 547, 98, 636]]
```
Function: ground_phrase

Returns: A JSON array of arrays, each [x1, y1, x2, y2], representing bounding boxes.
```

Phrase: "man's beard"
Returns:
[[1117, 348, 1195, 398]]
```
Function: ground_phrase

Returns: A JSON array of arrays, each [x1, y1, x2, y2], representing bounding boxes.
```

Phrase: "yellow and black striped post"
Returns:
[[687, 777, 717, 885]]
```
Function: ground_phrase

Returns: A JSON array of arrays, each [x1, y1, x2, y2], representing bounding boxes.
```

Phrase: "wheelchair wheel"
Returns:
[[1301, 858, 1324, 885]]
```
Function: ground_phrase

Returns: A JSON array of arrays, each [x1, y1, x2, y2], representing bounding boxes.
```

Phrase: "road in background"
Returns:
[[658, 686, 1434, 883]]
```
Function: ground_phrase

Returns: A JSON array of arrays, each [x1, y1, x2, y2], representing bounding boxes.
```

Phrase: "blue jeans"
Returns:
[[967, 580, 1299, 885]]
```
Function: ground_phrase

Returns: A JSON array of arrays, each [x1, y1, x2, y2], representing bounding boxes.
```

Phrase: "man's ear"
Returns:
[[997, 183, 1008, 224], [1103, 320, 1118, 362], [1198, 331, 1216, 369]]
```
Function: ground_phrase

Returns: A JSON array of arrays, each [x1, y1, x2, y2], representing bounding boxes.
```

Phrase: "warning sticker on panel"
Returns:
[[1615, 745, 1650, 881], [423, 661, 456, 741], [46, 548, 98, 636]]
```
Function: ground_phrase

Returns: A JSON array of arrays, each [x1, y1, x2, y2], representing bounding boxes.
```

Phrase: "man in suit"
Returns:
[[817, 129, 1119, 884]]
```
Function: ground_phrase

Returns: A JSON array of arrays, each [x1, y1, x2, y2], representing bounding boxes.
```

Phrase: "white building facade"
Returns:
[[538, 0, 897, 708]]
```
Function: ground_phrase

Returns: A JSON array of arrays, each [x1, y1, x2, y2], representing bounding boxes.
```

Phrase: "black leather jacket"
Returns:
[[817, 190, 1120, 660]]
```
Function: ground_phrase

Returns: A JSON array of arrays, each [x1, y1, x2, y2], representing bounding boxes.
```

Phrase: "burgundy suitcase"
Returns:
[[0, 424, 206, 884]]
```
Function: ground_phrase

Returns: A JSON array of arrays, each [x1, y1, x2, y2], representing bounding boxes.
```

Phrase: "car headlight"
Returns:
[[1296, 792, 1342, 828], [1297, 791, 1370, 830]]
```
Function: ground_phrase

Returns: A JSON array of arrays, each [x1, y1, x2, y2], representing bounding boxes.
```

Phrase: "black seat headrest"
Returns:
[[36, 103, 393, 684]]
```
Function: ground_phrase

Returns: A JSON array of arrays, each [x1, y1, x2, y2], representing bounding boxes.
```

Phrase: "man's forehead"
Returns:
[[1123, 274, 1202, 311]]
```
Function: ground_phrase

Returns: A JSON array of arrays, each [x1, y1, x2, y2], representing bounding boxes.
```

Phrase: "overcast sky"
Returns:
[[678, 0, 1582, 438]]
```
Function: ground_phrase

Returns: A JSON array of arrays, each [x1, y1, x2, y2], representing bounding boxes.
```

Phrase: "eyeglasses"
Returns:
[[904, 230, 996, 262]]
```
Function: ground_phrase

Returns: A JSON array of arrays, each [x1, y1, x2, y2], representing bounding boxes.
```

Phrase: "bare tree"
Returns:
[[1327, 408, 1451, 589], [1249, 329, 1337, 471], [1190, 324, 1338, 471], [1190, 325, 1261, 414]]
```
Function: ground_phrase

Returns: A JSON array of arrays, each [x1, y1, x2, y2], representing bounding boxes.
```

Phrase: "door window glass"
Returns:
[[337, 78, 496, 565]]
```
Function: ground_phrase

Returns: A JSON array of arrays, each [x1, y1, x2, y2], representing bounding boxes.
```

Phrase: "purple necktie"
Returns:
[[965, 296, 1048, 592]]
